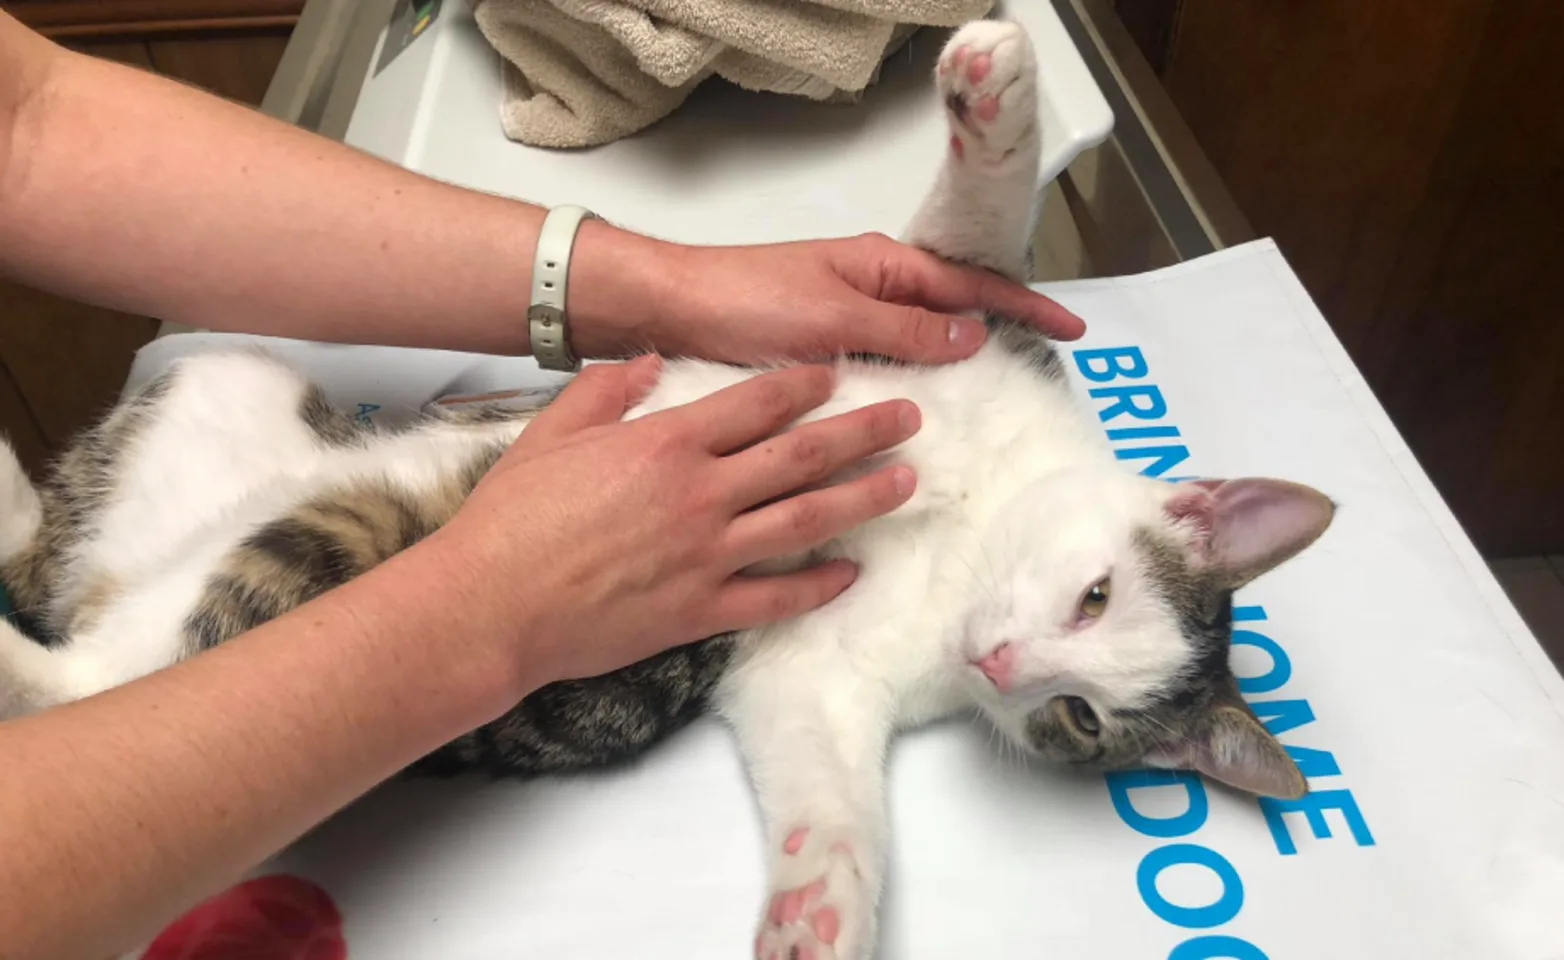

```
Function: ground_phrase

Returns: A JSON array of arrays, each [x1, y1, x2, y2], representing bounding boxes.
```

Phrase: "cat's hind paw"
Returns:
[[754, 827, 872, 960], [937, 20, 1039, 170]]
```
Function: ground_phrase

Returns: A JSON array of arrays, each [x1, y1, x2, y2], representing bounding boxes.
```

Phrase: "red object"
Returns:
[[142, 874, 346, 960]]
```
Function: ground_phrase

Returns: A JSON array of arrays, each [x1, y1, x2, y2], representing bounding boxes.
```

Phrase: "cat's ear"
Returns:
[[1152, 702, 1308, 800], [1164, 478, 1334, 589]]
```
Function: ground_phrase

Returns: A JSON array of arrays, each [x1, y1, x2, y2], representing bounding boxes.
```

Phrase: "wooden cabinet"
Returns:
[[0, 7, 294, 475], [1115, 0, 1564, 557], [6, 0, 301, 39]]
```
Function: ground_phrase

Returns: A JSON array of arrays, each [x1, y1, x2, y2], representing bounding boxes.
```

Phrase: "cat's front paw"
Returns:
[[754, 826, 873, 960], [938, 20, 1039, 170]]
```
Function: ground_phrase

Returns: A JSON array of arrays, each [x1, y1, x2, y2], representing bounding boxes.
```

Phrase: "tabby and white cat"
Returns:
[[0, 20, 1333, 959]]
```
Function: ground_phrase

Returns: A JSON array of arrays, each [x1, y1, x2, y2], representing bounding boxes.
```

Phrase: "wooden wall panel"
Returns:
[[1161, 0, 1486, 331], [147, 33, 293, 105], [1367, 1, 1564, 555], [0, 288, 160, 448], [1143, 0, 1564, 556], [62, 38, 154, 66], [1112, 0, 1181, 76], [0, 358, 51, 472], [6, 0, 302, 39]]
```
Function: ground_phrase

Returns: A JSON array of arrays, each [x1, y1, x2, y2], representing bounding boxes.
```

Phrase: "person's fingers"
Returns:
[[719, 400, 920, 509], [853, 236, 1086, 346], [721, 464, 916, 570], [842, 300, 991, 363], [521, 355, 662, 445], [962, 267, 1085, 341], [621, 353, 666, 407], [706, 559, 860, 633], [654, 365, 836, 454]]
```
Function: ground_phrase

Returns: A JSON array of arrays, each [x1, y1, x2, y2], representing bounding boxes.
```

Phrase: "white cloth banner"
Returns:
[[126, 240, 1564, 959]]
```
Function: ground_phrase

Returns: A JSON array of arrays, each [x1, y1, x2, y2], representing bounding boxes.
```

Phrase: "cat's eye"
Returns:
[[1079, 577, 1111, 619], [1063, 696, 1100, 737]]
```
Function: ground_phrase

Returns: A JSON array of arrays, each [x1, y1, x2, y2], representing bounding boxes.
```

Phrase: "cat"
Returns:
[[0, 19, 1334, 960]]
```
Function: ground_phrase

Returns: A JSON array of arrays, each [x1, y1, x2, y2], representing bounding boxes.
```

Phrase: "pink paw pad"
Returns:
[[975, 95, 1000, 122], [966, 52, 992, 85], [767, 880, 826, 925], [812, 907, 841, 944], [758, 834, 861, 960], [783, 828, 810, 855], [950, 134, 965, 160]]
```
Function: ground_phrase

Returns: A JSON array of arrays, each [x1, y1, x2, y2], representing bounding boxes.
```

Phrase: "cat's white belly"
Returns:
[[721, 498, 991, 738], [637, 346, 1097, 732]]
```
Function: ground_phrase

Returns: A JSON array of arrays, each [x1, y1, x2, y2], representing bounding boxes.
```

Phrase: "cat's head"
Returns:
[[960, 467, 1334, 800]]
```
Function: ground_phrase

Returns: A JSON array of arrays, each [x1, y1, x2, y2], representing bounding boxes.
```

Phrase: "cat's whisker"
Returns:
[[950, 548, 998, 603], [957, 515, 1004, 595]]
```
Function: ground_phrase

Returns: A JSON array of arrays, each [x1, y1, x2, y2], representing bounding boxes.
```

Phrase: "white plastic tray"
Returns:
[[339, 0, 1114, 244]]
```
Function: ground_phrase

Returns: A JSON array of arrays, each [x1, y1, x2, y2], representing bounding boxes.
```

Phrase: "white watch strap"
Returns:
[[529, 204, 596, 372]]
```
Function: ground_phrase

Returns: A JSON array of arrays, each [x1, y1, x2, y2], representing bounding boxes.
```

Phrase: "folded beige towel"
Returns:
[[473, 0, 993, 148]]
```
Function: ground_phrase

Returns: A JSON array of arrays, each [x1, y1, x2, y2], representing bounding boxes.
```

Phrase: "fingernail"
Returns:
[[828, 560, 859, 590], [948, 318, 986, 349], [1045, 305, 1087, 341], [897, 402, 921, 435], [892, 466, 916, 497]]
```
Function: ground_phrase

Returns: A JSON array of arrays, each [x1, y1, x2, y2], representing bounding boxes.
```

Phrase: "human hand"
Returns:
[[570, 228, 1083, 366], [646, 233, 1086, 365], [435, 356, 920, 689]]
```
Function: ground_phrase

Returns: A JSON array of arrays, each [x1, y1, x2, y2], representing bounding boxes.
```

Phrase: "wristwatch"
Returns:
[[528, 204, 597, 372]]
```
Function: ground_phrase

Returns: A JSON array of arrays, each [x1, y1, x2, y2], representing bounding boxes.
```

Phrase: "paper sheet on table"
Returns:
[[126, 240, 1564, 959]]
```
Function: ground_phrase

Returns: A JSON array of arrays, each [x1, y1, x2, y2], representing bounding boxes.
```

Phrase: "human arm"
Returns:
[[0, 537, 525, 960], [0, 11, 1082, 366], [0, 360, 921, 960]]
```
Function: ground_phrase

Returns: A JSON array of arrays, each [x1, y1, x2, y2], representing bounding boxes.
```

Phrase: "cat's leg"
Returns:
[[0, 619, 122, 719], [0, 562, 201, 718], [720, 652, 895, 960], [901, 19, 1043, 282]]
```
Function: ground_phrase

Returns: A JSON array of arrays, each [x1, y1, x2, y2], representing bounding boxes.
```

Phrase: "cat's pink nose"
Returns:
[[975, 643, 1015, 693]]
